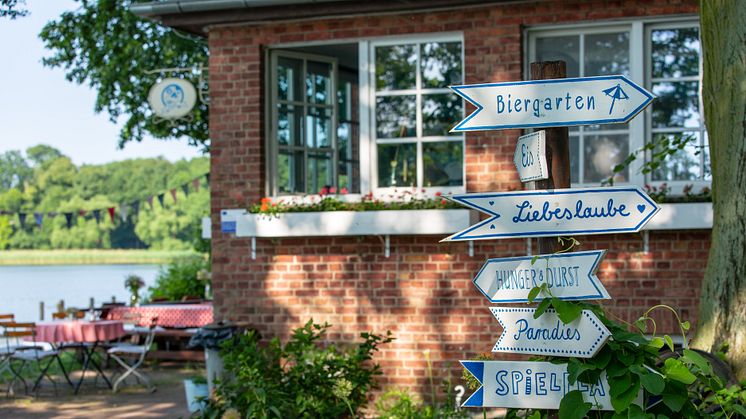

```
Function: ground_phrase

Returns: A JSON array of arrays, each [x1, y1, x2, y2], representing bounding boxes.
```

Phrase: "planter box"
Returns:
[[220, 209, 472, 238], [644, 202, 712, 230]]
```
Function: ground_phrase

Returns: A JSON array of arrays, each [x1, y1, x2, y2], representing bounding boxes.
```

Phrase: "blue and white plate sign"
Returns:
[[460, 360, 620, 410], [473, 250, 610, 303], [514, 131, 548, 182], [442, 186, 660, 242], [450, 75, 654, 132], [490, 308, 610, 358]]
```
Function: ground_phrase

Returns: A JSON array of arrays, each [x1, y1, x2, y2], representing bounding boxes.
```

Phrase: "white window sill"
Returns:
[[213, 202, 712, 239]]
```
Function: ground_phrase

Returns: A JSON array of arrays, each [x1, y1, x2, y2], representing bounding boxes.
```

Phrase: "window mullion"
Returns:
[[415, 42, 424, 188], [628, 21, 646, 187]]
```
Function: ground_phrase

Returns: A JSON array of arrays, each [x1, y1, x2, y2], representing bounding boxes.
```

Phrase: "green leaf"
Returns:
[[662, 386, 688, 412], [534, 298, 551, 319], [664, 335, 675, 352], [558, 390, 591, 419], [681, 321, 690, 331], [567, 361, 595, 385], [590, 347, 613, 369], [552, 298, 582, 324], [610, 375, 640, 412], [682, 349, 713, 375], [640, 372, 665, 395], [526, 411, 542, 419], [663, 358, 697, 385], [626, 403, 647, 419], [530, 255, 540, 265], [730, 404, 746, 417], [648, 337, 664, 349], [528, 286, 541, 303]]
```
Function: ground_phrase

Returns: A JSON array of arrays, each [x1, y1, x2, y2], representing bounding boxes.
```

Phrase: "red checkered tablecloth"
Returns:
[[107, 304, 213, 328], [33, 320, 126, 343]]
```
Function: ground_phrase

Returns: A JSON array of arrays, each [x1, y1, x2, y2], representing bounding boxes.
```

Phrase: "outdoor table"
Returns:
[[107, 304, 213, 328], [33, 320, 125, 394]]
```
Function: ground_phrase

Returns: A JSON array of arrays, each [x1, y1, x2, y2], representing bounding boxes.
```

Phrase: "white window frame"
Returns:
[[525, 16, 707, 193]]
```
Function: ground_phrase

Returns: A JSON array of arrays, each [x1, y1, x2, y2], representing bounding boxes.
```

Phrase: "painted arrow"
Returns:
[[490, 308, 610, 358], [473, 250, 610, 303], [441, 186, 660, 242], [449, 75, 654, 132], [460, 360, 625, 410], [513, 130, 548, 183]]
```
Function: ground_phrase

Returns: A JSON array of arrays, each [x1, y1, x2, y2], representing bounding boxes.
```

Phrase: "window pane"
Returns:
[[423, 141, 463, 187], [277, 57, 302, 102], [376, 44, 416, 91], [535, 36, 580, 77], [703, 132, 711, 181], [337, 122, 357, 192], [306, 107, 332, 148], [306, 61, 332, 105], [570, 135, 580, 184], [651, 28, 700, 79], [277, 104, 302, 146], [307, 152, 333, 193], [651, 132, 703, 181], [422, 93, 462, 136], [378, 143, 416, 187], [652, 81, 700, 128], [583, 134, 629, 183], [585, 32, 629, 76], [420, 42, 462, 88], [278, 150, 304, 193], [376, 96, 416, 138]]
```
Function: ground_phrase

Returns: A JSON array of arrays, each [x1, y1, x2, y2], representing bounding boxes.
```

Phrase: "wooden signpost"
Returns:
[[447, 62, 657, 412]]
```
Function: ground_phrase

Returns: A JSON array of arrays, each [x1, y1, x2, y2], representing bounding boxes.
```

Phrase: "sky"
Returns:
[[0, 0, 204, 165]]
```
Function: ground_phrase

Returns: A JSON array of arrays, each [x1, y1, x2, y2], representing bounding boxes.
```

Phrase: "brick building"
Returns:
[[134, 0, 710, 393]]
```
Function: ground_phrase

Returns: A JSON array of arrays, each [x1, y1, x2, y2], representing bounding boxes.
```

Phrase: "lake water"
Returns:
[[0, 265, 161, 322]]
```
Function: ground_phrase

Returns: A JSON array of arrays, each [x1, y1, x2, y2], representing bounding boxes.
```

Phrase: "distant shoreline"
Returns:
[[0, 250, 198, 266]]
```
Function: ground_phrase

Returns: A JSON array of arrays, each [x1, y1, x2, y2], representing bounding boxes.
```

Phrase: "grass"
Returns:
[[0, 250, 198, 266]]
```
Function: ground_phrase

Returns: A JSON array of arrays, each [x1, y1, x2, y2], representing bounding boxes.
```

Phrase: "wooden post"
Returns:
[[39, 301, 44, 321], [530, 61, 572, 254]]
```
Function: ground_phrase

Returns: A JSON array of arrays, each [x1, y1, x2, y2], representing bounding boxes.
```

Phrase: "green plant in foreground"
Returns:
[[147, 255, 209, 302]]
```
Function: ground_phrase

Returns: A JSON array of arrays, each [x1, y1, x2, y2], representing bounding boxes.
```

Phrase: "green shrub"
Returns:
[[147, 255, 209, 301], [375, 388, 469, 419], [203, 320, 393, 418]]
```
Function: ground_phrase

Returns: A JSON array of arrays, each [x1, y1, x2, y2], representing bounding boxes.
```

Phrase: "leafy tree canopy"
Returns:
[[0, 0, 27, 19], [40, 0, 209, 150]]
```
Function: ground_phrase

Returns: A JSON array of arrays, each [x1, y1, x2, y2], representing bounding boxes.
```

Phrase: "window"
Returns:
[[528, 19, 709, 187], [372, 39, 464, 189]]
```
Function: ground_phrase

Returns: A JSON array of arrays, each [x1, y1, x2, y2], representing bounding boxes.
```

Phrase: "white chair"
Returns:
[[108, 317, 158, 393], [4, 322, 73, 396]]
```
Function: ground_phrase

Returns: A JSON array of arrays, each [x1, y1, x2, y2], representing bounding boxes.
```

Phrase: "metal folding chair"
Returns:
[[107, 316, 158, 393], [5, 322, 73, 396], [0, 314, 15, 387]]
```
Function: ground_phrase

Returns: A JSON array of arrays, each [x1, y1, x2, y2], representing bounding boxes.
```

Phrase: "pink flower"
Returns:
[[329, 187, 337, 194], [435, 191, 442, 197], [340, 187, 348, 195], [319, 187, 329, 196]]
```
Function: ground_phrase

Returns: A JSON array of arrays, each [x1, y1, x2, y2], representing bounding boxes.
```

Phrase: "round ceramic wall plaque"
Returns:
[[147, 78, 197, 120]]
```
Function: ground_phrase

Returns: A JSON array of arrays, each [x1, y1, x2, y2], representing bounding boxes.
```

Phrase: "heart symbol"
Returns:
[[488, 201, 495, 206], [637, 204, 646, 213], [490, 225, 496, 230]]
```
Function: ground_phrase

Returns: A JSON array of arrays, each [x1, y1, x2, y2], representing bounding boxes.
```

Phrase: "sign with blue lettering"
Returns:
[[460, 360, 624, 410], [442, 186, 660, 242], [490, 308, 610, 358], [449, 75, 654, 131], [513, 131, 548, 182], [473, 250, 610, 303]]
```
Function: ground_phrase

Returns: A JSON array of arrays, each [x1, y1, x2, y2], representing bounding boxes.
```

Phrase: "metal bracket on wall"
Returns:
[[251, 237, 257, 260], [526, 238, 533, 256], [642, 230, 649, 254], [385, 235, 390, 258], [468, 241, 474, 257]]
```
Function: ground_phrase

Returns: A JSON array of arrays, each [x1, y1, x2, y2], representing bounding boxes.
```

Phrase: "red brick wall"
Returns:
[[208, 0, 701, 394]]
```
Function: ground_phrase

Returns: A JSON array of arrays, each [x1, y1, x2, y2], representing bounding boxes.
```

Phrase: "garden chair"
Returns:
[[107, 316, 158, 393], [0, 314, 15, 387], [5, 322, 73, 396]]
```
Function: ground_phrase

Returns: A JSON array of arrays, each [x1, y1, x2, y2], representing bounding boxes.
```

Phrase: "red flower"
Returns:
[[260, 197, 271, 212], [329, 187, 337, 194], [340, 187, 348, 195], [319, 187, 329, 196], [435, 191, 442, 197]]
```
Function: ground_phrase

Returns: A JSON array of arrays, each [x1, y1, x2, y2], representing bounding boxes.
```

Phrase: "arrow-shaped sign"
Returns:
[[442, 186, 660, 242], [490, 308, 610, 358], [460, 360, 624, 410], [473, 250, 609, 303], [449, 75, 654, 132], [513, 130, 548, 182]]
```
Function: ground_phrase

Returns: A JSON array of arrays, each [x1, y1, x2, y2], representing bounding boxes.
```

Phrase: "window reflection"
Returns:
[[422, 94, 462, 136], [378, 143, 416, 187], [420, 42, 462, 88], [585, 32, 629, 76], [376, 96, 416, 138], [583, 134, 628, 183], [423, 141, 463, 186], [651, 133, 702, 181], [652, 28, 700, 78], [376, 45, 416, 91], [652, 82, 700, 128]]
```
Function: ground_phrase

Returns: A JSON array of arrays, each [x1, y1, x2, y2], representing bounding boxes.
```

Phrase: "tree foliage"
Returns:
[[0, 0, 27, 19], [0, 145, 209, 250], [39, 0, 209, 150]]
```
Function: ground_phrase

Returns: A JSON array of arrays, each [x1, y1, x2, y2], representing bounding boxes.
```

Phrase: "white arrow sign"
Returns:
[[450, 75, 654, 132], [513, 131, 548, 182], [474, 250, 610, 303], [442, 186, 660, 242], [490, 308, 610, 358], [460, 360, 624, 410]]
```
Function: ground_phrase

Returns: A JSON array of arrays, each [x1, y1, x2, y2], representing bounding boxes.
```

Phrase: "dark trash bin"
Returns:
[[188, 322, 240, 392]]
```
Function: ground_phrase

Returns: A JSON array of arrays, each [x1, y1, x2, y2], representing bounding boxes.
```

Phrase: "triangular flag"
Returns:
[[131, 201, 140, 216], [147, 196, 154, 210], [119, 203, 129, 222], [47, 211, 57, 219], [182, 183, 190, 197], [93, 209, 101, 224], [107, 207, 116, 222], [78, 209, 87, 217], [192, 178, 200, 192], [170, 188, 178, 203], [157, 193, 165, 208], [0, 210, 6, 215], [18, 213, 26, 228], [205, 173, 210, 185], [33, 212, 44, 227], [63, 212, 73, 229]]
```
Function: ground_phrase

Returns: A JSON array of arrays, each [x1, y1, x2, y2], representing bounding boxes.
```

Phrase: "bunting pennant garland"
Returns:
[[63, 212, 74, 229], [0, 172, 209, 230]]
